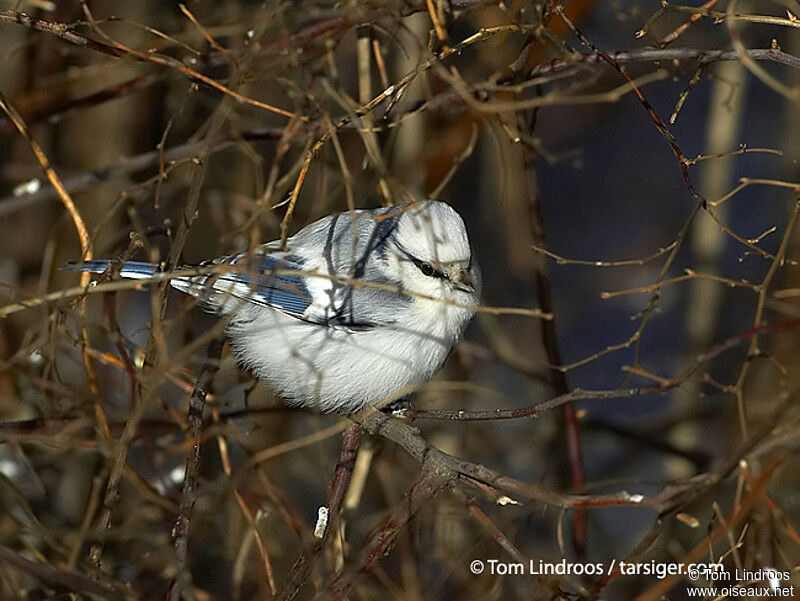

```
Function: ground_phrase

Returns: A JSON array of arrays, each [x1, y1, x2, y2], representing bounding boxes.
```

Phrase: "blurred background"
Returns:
[[1, 0, 799, 599]]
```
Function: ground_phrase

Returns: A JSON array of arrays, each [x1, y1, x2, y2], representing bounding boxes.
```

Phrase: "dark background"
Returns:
[[1, 0, 799, 599]]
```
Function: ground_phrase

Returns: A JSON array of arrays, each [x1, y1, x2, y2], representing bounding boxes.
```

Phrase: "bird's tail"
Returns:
[[61, 260, 160, 280], [61, 259, 227, 314], [62, 257, 276, 316]]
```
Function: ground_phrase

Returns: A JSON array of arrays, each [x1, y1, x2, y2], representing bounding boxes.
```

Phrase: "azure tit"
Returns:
[[66, 200, 481, 413]]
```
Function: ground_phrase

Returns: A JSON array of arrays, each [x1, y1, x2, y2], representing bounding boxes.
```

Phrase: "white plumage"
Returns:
[[66, 200, 481, 413]]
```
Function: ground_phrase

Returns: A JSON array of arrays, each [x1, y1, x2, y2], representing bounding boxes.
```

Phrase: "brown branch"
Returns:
[[0, 545, 131, 601], [276, 424, 362, 601], [407, 385, 673, 421], [732, 198, 800, 437], [519, 85, 587, 556], [523, 47, 800, 79], [2, 9, 295, 118], [312, 466, 452, 601], [0, 128, 285, 217], [75, 2, 298, 119], [0, 10, 130, 58], [634, 460, 781, 601], [554, 7, 706, 207], [277, 22, 540, 242], [168, 337, 225, 601], [212, 407, 277, 595], [452, 486, 528, 565], [0, 91, 109, 443], [5, 71, 162, 130], [104, 292, 138, 410], [589, 390, 797, 597], [0, 93, 93, 278], [657, 0, 719, 45], [353, 411, 649, 509]]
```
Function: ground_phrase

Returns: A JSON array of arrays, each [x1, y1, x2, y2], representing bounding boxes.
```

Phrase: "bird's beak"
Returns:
[[456, 269, 473, 290]]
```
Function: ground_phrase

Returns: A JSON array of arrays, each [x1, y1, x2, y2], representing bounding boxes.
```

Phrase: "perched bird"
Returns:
[[65, 200, 481, 413]]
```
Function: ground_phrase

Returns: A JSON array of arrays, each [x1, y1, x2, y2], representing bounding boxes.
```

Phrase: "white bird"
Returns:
[[65, 200, 481, 413]]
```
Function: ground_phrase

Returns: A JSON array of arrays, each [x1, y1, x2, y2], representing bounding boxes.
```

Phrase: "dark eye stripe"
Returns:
[[411, 256, 447, 280], [392, 239, 450, 280]]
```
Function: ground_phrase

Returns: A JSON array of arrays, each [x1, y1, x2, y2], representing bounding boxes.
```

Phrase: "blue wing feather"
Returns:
[[212, 253, 313, 316], [169, 252, 314, 319]]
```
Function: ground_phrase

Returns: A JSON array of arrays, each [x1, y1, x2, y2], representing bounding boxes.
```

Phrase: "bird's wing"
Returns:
[[284, 208, 412, 329], [170, 251, 323, 321], [63, 205, 412, 327]]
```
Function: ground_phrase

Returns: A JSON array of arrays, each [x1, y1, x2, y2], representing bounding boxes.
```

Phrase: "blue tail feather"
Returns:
[[61, 254, 313, 319], [61, 260, 159, 279]]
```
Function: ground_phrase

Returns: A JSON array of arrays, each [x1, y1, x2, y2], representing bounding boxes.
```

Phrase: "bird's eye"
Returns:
[[419, 262, 435, 277]]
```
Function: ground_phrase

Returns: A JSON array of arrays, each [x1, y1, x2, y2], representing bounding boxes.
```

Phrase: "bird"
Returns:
[[64, 200, 481, 414]]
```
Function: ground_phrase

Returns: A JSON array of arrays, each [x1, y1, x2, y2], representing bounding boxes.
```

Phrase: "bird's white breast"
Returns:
[[226, 297, 473, 413]]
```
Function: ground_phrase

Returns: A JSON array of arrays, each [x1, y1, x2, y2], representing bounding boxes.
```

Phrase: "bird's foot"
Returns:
[[381, 398, 413, 418]]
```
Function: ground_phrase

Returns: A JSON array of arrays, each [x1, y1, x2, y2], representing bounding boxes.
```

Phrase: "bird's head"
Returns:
[[384, 200, 481, 310]]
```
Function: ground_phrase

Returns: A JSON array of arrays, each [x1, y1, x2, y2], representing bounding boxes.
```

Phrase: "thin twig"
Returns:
[[554, 7, 706, 208], [0, 92, 110, 449], [277, 424, 362, 601], [312, 466, 452, 601], [0, 545, 131, 601], [169, 337, 225, 601], [521, 105, 587, 556]]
